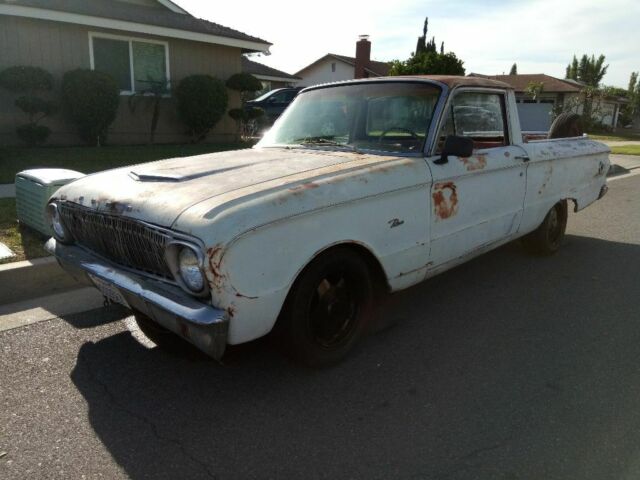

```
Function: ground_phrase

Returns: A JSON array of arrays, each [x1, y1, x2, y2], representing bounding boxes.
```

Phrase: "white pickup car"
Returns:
[[46, 76, 610, 365]]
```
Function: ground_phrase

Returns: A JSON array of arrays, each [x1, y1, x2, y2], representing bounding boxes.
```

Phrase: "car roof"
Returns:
[[304, 75, 512, 91], [388, 75, 512, 89]]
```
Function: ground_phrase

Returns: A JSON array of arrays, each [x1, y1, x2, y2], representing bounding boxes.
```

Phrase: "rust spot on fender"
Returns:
[[206, 244, 225, 292], [432, 182, 458, 220], [226, 305, 236, 318], [459, 155, 487, 171]]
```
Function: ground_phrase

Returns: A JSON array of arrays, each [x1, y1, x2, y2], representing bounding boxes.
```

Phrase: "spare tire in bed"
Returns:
[[547, 112, 583, 139]]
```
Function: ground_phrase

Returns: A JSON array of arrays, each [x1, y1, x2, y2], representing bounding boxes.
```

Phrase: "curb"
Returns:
[[0, 256, 81, 306]]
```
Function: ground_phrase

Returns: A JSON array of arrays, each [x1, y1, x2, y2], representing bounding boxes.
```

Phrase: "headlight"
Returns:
[[47, 202, 69, 242], [178, 246, 205, 292]]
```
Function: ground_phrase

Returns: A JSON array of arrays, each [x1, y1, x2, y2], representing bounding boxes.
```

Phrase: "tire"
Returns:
[[548, 112, 583, 139], [275, 247, 374, 367], [522, 201, 568, 255], [134, 312, 192, 353]]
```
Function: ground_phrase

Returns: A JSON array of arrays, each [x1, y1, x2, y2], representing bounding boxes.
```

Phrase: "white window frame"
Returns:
[[88, 32, 171, 96]]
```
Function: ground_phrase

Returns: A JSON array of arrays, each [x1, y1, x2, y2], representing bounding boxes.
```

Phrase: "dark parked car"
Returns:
[[245, 87, 302, 121]]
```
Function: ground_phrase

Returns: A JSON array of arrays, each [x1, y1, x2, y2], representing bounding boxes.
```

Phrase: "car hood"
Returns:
[[54, 147, 371, 227]]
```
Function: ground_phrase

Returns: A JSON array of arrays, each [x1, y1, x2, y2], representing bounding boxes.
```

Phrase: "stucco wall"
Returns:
[[0, 15, 242, 145], [296, 59, 354, 88]]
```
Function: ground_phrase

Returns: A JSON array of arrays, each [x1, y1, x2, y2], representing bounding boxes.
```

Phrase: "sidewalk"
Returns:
[[609, 154, 640, 176]]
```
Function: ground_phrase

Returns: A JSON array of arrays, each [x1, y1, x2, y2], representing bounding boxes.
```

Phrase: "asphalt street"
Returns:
[[1, 174, 639, 480]]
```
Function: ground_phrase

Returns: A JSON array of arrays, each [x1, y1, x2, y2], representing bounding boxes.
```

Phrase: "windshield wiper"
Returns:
[[296, 137, 360, 153]]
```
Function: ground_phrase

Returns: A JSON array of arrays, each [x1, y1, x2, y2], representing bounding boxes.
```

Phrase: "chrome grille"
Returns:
[[58, 202, 173, 279]]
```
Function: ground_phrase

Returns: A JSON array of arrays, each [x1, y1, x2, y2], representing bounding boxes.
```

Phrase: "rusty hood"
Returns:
[[53, 147, 373, 227]]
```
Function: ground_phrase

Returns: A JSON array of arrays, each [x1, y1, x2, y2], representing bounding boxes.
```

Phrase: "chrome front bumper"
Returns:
[[45, 238, 228, 359]]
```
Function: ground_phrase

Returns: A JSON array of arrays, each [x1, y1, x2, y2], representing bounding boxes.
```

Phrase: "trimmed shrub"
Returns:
[[175, 75, 228, 142], [226, 73, 262, 101], [0, 66, 53, 93], [61, 69, 119, 145], [16, 124, 51, 146], [0, 65, 57, 146], [15, 95, 57, 116]]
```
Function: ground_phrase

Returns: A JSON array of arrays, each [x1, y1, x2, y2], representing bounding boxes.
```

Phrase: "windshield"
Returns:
[[258, 82, 441, 154]]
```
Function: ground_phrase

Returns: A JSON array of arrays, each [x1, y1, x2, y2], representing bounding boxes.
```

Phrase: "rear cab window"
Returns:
[[437, 91, 509, 152]]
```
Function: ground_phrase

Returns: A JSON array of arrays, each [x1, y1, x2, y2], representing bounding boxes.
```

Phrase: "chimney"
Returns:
[[354, 35, 371, 79]]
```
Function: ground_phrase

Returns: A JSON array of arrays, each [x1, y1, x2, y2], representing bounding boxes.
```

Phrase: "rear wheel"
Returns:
[[522, 201, 568, 255], [276, 247, 374, 367]]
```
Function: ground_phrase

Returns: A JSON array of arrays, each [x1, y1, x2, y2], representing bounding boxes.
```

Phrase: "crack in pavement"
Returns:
[[79, 350, 218, 479]]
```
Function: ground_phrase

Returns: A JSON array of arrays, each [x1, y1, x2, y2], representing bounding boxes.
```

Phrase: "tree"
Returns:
[[390, 17, 465, 76], [525, 81, 544, 100], [565, 54, 608, 87], [226, 72, 265, 140], [127, 79, 171, 144], [175, 75, 228, 142], [0, 66, 57, 145], [619, 71, 639, 126], [61, 69, 119, 146], [389, 52, 465, 76], [509, 63, 518, 75]]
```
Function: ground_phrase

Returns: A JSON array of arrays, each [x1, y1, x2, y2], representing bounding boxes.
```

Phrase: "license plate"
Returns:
[[89, 274, 130, 308]]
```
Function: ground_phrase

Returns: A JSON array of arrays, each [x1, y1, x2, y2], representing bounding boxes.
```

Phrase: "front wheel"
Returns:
[[276, 247, 374, 367], [133, 312, 191, 353], [522, 201, 568, 255]]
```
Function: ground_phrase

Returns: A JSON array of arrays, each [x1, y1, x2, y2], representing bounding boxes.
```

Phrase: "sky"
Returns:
[[175, 0, 640, 88]]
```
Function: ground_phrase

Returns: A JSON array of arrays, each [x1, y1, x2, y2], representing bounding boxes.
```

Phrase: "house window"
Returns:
[[331, 62, 336, 73], [90, 33, 169, 94]]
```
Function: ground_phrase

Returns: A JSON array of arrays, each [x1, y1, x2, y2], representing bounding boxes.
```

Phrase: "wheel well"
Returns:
[[338, 243, 390, 293], [272, 242, 390, 335], [292, 243, 390, 296]]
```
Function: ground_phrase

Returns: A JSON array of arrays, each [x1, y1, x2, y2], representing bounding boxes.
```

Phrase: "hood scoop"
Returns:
[[129, 171, 182, 182], [129, 164, 255, 183]]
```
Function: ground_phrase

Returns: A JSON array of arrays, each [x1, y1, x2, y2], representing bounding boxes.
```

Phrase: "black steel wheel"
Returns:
[[276, 247, 374, 367], [522, 200, 568, 255]]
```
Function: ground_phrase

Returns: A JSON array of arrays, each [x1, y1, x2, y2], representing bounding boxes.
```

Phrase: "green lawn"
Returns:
[[0, 142, 252, 184], [588, 132, 640, 142], [610, 145, 640, 155], [0, 198, 49, 264]]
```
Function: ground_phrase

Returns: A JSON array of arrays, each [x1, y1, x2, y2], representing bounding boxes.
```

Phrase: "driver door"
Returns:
[[427, 90, 528, 268]]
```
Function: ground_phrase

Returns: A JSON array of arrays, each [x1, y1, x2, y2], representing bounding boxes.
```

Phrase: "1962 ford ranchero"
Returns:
[[46, 76, 610, 365]]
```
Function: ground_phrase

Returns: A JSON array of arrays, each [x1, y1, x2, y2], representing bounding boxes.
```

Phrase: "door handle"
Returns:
[[514, 155, 530, 162]]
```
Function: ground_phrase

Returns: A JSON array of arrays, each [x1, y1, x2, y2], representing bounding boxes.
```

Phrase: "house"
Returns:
[[241, 57, 299, 94], [294, 36, 391, 87], [0, 0, 271, 145], [470, 73, 627, 131]]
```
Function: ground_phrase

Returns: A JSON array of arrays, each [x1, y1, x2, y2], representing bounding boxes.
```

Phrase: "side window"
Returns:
[[437, 92, 508, 151], [269, 91, 288, 103]]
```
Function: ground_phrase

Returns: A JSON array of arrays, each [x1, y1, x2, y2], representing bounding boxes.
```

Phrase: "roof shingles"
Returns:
[[484, 74, 583, 93], [0, 0, 270, 46], [241, 57, 299, 80]]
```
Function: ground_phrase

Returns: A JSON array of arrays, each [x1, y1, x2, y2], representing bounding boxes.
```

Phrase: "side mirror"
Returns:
[[434, 135, 474, 165]]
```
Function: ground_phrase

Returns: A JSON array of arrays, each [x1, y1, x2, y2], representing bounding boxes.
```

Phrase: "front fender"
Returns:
[[211, 186, 431, 344]]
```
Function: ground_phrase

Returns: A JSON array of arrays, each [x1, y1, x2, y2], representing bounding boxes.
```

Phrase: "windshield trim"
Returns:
[[258, 79, 447, 157]]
